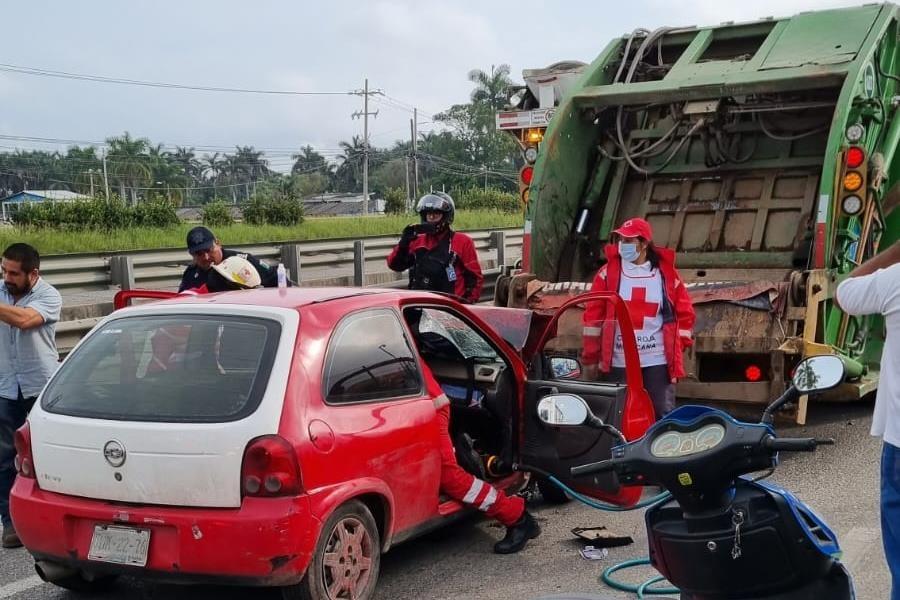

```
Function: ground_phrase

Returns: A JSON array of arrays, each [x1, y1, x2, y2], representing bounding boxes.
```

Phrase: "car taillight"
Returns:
[[241, 435, 301, 497], [13, 422, 35, 479], [745, 365, 763, 382]]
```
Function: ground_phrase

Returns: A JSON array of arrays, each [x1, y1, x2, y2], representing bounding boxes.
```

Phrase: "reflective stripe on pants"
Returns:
[[437, 405, 523, 527]]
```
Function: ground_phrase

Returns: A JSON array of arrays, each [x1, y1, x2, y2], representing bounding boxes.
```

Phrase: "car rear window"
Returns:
[[41, 314, 281, 422]]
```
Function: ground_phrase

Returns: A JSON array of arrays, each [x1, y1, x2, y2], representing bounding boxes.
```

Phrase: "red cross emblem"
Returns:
[[624, 287, 659, 330]]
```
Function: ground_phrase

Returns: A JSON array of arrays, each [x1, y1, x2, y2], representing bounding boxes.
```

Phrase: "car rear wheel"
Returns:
[[282, 500, 381, 600]]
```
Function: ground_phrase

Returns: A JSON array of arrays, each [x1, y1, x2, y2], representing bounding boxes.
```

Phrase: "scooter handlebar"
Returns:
[[762, 436, 832, 452], [571, 459, 617, 477]]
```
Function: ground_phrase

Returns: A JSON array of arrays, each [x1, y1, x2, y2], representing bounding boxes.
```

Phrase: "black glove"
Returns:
[[399, 224, 417, 247]]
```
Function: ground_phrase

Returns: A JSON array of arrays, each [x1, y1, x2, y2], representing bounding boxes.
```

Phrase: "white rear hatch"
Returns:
[[29, 304, 298, 508]]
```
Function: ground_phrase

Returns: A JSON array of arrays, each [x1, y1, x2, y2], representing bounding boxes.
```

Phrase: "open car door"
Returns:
[[521, 291, 655, 507]]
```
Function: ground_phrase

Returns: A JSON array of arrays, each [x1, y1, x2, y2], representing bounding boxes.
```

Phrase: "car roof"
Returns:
[[143, 287, 445, 311]]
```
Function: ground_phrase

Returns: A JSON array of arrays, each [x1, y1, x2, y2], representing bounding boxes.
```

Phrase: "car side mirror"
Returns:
[[792, 355, 845, 393], [549, 357, 581, 380], [537, 394, 593, 426]]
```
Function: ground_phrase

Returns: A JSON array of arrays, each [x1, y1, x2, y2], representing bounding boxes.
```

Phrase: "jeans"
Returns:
[[0, 391, 35, 528], [609, 364, 675, 420], [883, 442, 900, 600]]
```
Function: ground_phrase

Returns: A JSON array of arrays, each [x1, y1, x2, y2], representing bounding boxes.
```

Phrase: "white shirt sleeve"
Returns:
[[836, 263, 900, 316]]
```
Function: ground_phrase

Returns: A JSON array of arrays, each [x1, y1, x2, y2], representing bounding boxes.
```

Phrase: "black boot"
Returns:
[[493, 511, 540, 554]]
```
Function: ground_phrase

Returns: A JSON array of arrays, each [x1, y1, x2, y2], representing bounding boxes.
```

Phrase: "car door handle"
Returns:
[[538, 386, 559, 396]]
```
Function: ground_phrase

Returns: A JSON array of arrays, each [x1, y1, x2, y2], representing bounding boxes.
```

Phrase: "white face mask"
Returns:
[[619, 242, 640, 263]]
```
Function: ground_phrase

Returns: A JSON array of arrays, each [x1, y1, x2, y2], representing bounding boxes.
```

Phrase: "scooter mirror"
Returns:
[[537, 394, 592, 426], [792, 355, 845, 393]]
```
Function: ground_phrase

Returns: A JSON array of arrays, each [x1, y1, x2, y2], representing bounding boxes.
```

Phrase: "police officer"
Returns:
[[179, 226, 279, 292], [387, 193, 483, 303]]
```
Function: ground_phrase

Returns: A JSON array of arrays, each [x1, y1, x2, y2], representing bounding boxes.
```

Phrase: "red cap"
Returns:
[[612, 218, 653, 241]]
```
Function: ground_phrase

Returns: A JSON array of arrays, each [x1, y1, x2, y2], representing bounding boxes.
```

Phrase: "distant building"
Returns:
[[1, 190, 91, 220], [301, 193, 384, 217]]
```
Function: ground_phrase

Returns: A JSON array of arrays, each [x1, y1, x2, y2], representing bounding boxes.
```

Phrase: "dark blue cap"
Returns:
[[186, 226, 216, 253]]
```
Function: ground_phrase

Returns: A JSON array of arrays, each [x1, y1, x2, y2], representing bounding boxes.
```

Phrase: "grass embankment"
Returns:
[[0, 211, 524, 255]]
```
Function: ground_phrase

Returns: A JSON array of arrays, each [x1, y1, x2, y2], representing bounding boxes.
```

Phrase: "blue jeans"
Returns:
[[0, 391, 35, 528], [883, 442, 900, 600]]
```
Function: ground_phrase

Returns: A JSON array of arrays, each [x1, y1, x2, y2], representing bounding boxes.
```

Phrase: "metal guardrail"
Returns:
[[48, 228, 523, 353], [41, 228, 523, 292]]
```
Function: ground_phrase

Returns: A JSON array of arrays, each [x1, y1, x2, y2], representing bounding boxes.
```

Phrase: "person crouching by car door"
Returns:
[[387, 193, 483, 304], [581, 218, 695, 419]]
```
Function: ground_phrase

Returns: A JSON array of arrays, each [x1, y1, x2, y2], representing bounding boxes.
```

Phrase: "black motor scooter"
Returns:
[[535, 354, 855, 600]]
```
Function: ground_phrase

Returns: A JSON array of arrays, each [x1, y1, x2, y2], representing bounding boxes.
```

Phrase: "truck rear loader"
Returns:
[[497, 4, 900, 422]]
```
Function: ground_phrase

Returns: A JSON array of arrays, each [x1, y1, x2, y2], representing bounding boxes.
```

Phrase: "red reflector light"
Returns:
[[520, 166, 534, 186], [846, 146, 865, 169], [745, 365, 763, 382]]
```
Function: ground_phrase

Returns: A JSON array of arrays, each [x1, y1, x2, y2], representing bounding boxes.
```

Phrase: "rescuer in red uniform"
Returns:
[[387, 193, 483, 304]]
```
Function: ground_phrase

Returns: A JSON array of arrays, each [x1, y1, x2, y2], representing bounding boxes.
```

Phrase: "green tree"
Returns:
[[66, 146, 103, 196], [334, 136, 366, 193], [291, 145, 330, 176], [292, 172, 329, 197], [169, 146, 202, 204], [106, 132, 152, 205], [467, 64, 515, 111]]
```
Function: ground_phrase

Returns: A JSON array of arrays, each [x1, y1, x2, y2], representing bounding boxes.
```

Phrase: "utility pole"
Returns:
[[404, 155, 410, 211], [351, 79, 381, 215], [88, 170, 95, 197], [101, 149, 110, 203], [482, 165, 487, 191], [412, 108, 419, 201]]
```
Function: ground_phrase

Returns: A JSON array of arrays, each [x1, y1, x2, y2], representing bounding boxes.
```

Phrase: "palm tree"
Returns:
[[467, 64, 515, 111], [143, 146, 185, 204], [334, 136, 366, 192], [291, 145, 329, 175], [233, 146, 269, 185], [106, 132, 151, 204], [203, 153, 225, 200], [222, 153, 247, 203], [169, 146, 201, 204], [67, 146, 103, 196]]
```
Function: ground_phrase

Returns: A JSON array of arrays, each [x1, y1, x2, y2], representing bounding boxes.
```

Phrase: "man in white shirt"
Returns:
[[835, 240, 900, 600]]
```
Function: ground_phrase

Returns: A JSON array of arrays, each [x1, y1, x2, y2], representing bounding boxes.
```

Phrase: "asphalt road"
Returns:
[[0, 401, 889, 600]]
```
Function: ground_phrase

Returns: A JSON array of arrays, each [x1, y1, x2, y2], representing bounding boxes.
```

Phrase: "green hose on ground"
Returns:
[[546, 476, 680, 598]]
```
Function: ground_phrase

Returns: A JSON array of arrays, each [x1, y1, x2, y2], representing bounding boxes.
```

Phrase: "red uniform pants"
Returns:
[[437, 405, 524, 527]]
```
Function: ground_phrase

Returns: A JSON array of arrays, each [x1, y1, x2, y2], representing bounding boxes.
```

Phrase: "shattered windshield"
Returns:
[[419, 310, 499, 361]]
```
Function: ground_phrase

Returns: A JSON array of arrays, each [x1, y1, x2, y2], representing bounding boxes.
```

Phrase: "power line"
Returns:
[[0, 62, 354, 96], [0, 133, 351, 156]]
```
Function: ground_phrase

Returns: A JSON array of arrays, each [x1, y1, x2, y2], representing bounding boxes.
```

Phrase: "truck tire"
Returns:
[[494, 273, 511, 306], [282, 500, 381, 600], [537, 477, 571, 504]]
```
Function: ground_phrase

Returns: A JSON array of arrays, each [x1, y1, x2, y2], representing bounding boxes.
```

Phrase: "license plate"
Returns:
[[87, 525, 150, 566]]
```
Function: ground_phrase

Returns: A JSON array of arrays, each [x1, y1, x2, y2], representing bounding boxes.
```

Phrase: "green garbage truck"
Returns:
[[497, 3, 900, 422]]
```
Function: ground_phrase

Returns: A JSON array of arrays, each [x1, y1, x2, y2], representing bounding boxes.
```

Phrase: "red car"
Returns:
[[11, 287, 653, 600]]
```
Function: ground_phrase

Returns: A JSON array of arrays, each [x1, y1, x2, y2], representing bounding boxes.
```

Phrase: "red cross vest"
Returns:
[[583, 244, 696, 381], [611, 261, 666, 368]]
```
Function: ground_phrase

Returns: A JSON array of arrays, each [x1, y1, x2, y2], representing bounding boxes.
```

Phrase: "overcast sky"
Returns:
[[0, 0, 863, 168]]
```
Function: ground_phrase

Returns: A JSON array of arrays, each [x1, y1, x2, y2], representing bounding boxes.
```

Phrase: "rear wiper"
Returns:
[[44, 394, 63, 409]]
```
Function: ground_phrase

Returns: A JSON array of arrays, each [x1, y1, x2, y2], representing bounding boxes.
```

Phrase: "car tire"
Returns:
[[537, 477, 571, 504], [282, 500, 381, 600], [51, 572, 119, 593]]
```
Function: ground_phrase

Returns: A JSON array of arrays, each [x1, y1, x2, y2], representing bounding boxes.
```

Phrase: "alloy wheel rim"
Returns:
[[321, 516, 374, 600]]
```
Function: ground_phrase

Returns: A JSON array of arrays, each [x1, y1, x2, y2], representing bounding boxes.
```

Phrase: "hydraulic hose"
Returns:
[[602, 559, 679, 598], [518, 465, 680, 598]]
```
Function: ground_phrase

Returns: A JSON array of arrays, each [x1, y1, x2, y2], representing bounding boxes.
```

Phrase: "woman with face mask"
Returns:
[[581, 218, 696, 419]]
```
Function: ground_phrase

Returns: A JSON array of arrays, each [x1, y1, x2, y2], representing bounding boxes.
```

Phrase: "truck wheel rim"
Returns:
[[322, 516, 374, 599]]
